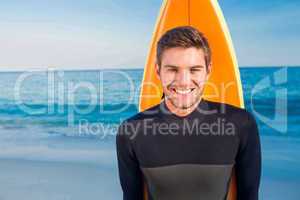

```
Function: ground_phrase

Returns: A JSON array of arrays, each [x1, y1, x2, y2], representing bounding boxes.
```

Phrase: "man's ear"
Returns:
[[155, 63, 161, 80], [206, 62, 212, 81]]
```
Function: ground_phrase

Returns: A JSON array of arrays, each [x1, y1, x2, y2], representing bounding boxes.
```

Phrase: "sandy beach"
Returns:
[[0, 158, 122, 200]]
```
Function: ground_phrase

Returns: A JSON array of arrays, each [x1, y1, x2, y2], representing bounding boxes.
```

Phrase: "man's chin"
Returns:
[[171, 100, 198, 110], [177, 104, 195, 110], [165, 91, 202, 111]]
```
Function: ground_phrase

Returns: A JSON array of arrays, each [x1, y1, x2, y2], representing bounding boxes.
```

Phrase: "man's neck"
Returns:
[[165, 98, 202, 117]]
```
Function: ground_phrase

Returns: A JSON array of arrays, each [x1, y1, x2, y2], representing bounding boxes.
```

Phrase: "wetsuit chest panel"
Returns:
[[142, 164, 233, 200]]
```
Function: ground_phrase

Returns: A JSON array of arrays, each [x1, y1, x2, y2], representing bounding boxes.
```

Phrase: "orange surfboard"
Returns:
[[139, 0, 244, 199]]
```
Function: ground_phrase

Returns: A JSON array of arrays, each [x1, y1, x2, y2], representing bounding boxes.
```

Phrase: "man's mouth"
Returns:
[[170, 88, 195, 95]]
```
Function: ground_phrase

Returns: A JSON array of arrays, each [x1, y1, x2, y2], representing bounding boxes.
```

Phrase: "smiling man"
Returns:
[[116, 26, 261, 200]]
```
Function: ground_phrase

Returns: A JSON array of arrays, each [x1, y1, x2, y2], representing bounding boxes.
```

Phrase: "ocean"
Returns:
[[0, 66, 299, 199]]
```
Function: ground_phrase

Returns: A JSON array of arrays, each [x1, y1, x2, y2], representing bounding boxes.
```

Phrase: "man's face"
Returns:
[[157, 47, 211, 110]]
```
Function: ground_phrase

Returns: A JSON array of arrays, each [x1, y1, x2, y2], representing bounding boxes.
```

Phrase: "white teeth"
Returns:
[[175, 89, 192, 94]]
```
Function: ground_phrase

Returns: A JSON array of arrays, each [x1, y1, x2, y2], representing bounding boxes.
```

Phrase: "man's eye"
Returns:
[[168, 68, 177, 72], [191, 68, 201, 73]]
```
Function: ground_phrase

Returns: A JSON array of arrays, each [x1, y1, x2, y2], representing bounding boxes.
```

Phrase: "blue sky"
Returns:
[[0, 0, 299, 69]]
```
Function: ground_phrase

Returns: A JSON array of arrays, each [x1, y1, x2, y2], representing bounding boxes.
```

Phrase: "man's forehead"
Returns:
[[162, 47, 205, 59], [163, 46, 204, 54]]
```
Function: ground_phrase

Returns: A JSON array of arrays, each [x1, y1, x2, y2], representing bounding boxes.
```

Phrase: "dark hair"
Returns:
[[156, 26, 211, 70]]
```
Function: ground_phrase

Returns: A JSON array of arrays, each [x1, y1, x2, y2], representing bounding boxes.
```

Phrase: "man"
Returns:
[[116, 26, 261, 200]]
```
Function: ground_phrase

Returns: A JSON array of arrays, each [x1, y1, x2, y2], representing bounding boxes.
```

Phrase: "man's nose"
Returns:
[[175, 69, 191, 86]]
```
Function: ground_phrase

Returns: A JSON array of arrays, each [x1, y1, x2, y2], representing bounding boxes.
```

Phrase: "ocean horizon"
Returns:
[[0, 66, 299, 199], [0, 65, 299, 72]]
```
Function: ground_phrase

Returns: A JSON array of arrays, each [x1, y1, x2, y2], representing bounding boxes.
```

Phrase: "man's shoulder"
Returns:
[[118, 103, 161, 130], [117, 103, 161, 141], [204, 99, 243, 113], [204, 99, 255, 123], [204, 100, 258, 139]]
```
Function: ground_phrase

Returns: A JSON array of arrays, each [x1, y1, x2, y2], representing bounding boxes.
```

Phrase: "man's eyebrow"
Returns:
[[163, 65, 205, 69], [163, 65, 179, 68], [189, 65, 205, 69]]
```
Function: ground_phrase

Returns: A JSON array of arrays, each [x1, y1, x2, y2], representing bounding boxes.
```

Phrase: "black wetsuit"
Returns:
[[116, 99, 261, 200]]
